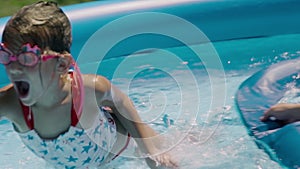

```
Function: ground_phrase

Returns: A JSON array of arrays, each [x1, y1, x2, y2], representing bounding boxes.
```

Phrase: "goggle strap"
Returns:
[[22, 44, 41, 56], [71, 59, 85, 120], [42, 55, 57, 61]]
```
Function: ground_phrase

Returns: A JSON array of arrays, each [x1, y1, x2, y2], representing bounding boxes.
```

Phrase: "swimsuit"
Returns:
[[14, 72, 131, 169], [16, 103, 122, 169]]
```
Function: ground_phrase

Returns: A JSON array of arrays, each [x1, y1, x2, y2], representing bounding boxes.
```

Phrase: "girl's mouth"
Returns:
[[14, 81, 30, 98]]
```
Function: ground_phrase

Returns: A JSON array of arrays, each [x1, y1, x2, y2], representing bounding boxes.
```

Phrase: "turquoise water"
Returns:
[[0, 34, 299, 168]]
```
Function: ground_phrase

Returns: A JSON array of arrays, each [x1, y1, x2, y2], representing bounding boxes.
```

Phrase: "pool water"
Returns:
[[0, 34, 299, 169]]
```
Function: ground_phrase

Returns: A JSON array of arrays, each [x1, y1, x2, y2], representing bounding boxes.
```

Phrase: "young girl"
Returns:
[[0, 1, 177, 168]]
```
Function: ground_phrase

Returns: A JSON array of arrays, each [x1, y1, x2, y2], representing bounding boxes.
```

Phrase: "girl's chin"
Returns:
[[18, 93, 29, 99], [19, 97, 36, 106]]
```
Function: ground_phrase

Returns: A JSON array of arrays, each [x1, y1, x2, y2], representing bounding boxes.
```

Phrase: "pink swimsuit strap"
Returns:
[[112, 133, 131, 161]]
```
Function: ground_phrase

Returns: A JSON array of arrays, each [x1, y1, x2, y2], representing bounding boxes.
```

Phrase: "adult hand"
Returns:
[[260, 103, 300, 124]]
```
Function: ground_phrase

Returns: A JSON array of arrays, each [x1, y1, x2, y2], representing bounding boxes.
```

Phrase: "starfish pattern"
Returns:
[[82, 157, 91, 165], [81, 142, 93, 153], [66, 155, 78, 163], [27, 135, 34, 140], [74, 130, 84, 137], [56, 145, 64, 152]]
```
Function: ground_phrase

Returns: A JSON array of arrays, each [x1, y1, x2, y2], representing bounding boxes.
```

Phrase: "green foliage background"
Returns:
[[0, 0, 95, 17]]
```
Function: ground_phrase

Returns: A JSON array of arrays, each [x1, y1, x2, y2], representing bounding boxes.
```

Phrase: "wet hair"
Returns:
[[2, 1, 71, 54]]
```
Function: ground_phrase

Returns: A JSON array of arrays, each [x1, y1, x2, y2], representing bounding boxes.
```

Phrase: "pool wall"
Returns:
[[0, 0, 299, 84], [0, 0, 300, 59]]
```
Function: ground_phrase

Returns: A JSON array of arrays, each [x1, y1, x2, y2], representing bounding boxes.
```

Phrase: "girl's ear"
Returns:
[[56, 54, 72, 74]]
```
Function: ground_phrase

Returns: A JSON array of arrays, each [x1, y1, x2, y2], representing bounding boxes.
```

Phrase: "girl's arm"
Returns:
[[94, 75, 177, 168]]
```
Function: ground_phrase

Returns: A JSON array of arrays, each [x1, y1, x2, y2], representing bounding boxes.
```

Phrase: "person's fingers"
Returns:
[[150, 154, 179, 169], [260, 109, 272, 122], [260, 116, 266, 121], [169, 159, 179, 168]]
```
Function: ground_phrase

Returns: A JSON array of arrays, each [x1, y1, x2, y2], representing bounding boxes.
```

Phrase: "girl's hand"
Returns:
[[145, 150, 178, 169]]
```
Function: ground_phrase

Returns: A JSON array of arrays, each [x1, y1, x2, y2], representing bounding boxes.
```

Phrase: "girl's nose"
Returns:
[[6, 62, 23, 75]]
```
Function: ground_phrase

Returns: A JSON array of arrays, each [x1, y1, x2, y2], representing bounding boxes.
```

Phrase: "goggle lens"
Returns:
[[18, 52, 39, 66], [0, 51, 11, 65], [0, 43, 58, 67]]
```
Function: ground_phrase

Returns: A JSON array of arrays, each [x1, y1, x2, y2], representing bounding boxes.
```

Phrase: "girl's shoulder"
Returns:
[[81, 74, 112, 100], [82, 74, 111, 91]]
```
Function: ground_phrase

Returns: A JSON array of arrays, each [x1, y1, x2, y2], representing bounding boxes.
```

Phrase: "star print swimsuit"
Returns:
[[16, 102, 131, 169], [14, 71, 131, 169]]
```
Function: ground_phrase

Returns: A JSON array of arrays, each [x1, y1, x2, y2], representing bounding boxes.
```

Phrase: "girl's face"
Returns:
[[1, 43, 59, 106]]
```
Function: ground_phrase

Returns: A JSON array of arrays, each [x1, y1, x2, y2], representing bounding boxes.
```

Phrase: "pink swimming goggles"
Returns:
[[0, 43, 58, 66]]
